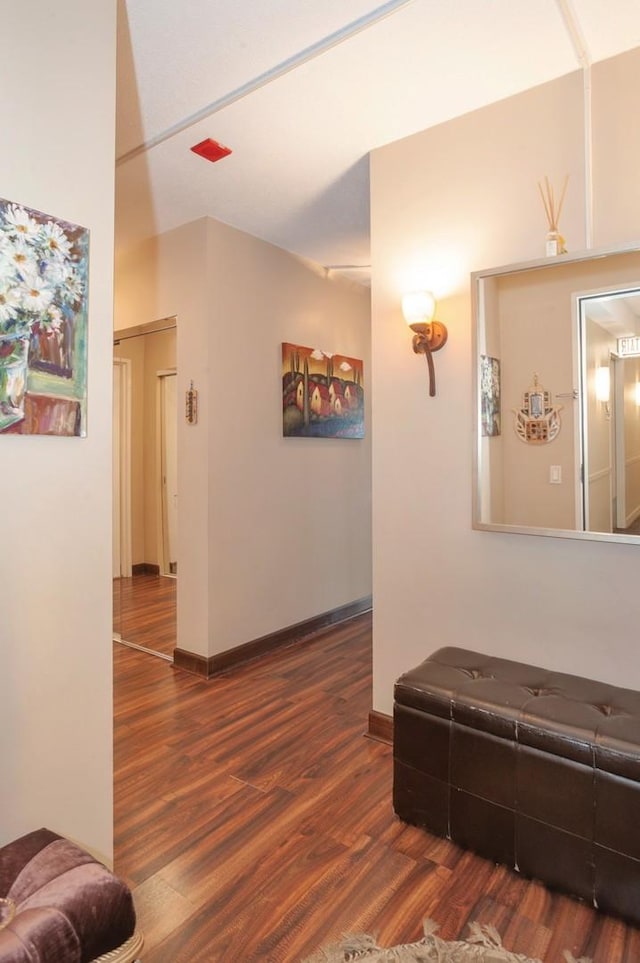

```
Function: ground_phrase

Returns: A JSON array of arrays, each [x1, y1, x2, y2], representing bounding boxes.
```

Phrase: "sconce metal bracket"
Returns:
[[410, 321, 448, 354], [410, 321, 448, 396]]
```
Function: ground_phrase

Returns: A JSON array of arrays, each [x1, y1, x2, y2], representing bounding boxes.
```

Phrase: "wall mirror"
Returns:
[[472, 243, 640, 542]]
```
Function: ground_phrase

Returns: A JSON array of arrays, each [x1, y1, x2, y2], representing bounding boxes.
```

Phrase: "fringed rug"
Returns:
[[302, 919, 592, 963]]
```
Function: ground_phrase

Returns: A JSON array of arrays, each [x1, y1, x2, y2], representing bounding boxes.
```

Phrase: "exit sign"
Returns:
[[618, 336, 640, 357]]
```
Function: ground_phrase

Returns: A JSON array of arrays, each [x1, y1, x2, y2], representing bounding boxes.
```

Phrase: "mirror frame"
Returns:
[[471, 241, 640, 544]]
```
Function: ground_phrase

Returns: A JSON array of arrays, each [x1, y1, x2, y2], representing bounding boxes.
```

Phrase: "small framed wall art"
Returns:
[[480, 354, 501, 437], [282, 342, 364, 438]]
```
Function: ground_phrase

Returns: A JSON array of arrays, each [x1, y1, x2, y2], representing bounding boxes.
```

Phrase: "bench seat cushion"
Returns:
[[395, 646, 640, 770], [0, 829, 137, 963]]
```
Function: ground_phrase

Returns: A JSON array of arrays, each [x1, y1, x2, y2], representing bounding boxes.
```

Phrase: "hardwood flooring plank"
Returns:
[[115, 573, 176, 656], [128, 873, 196, 949], [114, 610, 640, 962]]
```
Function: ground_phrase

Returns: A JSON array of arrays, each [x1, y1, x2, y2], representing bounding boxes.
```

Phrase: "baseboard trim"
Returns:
[[172, 648, 209, 677], [173, 595, 372, 679], [132, 562, 160, 576], [367, 710, 393, 744]]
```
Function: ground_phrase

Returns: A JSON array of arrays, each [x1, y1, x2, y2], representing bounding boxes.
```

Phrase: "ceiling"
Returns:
[[115, 0, 640, 283]]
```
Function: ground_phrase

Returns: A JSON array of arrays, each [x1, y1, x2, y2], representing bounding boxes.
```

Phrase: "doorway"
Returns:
[[159, 371, 178, 577], [113, 318, 177, 661]]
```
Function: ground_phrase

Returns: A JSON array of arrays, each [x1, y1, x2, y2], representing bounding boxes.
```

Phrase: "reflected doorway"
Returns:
[[159, 371, 178, 577], [578, 289, 640, 534], [113, 317, 177, 661]]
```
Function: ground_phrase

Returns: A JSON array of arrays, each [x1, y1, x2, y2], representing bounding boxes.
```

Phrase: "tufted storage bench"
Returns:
[[393, 647, 640, 926], [0, 828, 143, 963]]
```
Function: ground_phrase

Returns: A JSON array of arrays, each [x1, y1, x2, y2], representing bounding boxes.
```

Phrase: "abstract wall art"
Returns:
[[282, 342, 364, 438], [480, 354, 501, 437]]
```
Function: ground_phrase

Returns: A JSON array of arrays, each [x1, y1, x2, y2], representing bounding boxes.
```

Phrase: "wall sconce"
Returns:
[[635, 382, 640, 407], [595, 365, 611, 418], [401, 291, 448, 397]]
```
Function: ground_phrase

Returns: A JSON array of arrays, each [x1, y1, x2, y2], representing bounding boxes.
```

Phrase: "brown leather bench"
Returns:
[[393, 647, 640, 926]]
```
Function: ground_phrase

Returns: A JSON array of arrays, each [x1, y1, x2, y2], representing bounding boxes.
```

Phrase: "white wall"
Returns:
[[115, 217, 371, 659], [371, 53, 640, 716], [0, 0, 116, 859]]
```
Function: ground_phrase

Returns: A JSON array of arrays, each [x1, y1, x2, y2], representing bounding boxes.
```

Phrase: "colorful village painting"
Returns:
[[282, 342, 364, 438]]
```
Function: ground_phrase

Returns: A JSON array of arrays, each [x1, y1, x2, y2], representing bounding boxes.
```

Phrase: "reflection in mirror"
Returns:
[[581, 290, 640, 534], [113, 317, 177, 659], [473, 245, 640, 542]]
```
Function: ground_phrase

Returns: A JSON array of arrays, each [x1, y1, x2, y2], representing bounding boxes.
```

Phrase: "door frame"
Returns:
[[156, 368, 177, 578]]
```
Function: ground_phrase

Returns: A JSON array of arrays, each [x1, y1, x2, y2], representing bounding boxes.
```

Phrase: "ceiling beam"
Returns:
[[116, 0, 418, 166]]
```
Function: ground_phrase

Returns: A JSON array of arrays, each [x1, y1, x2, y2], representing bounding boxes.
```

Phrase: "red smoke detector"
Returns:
[[190, 138, 232, 163]]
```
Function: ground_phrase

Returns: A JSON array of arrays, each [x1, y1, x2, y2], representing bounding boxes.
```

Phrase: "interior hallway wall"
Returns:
[[114, 217, 371, 659], [0, 0, 116, 859], [370, 51, 640, 716]]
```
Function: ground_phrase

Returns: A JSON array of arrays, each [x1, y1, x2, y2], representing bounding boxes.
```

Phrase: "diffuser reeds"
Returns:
[[538, 175, 568, 254]]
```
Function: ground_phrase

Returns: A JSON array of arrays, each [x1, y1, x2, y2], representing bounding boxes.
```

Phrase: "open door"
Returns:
[[158, 371, 177, 577], [113, 358, 132, 580]]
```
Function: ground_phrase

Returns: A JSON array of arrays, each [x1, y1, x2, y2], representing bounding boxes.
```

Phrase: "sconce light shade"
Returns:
[[402, 290, 436, 327], [595, 365, 610, 403], [635, 382, 640, 407], [401, 289, 448, 398]]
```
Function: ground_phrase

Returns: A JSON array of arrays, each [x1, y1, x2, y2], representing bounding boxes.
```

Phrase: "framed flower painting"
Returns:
[[0, 197, 89, 436]]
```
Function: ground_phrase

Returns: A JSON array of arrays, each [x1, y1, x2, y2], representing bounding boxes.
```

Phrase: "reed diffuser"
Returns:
[[538, 175, 568, 256]]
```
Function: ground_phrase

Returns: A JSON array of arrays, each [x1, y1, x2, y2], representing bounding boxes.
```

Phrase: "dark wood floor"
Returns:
[[114, 613, 640, 962], [113, 574, 176, 657]]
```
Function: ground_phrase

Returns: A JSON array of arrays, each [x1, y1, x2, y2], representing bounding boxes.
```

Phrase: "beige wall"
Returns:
[[371, 52, 640, 716], [0, 0, 116, 859], [592, 48, 640, 248], [497, 266, 578, 530], [115, 217, 371, 658]]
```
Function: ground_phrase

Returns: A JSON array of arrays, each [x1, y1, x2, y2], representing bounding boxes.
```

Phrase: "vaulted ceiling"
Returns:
[[115, 0, 640, 282]]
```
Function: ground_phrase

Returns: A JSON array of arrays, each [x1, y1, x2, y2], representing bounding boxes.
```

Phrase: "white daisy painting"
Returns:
[[0, 197, 89, 436]]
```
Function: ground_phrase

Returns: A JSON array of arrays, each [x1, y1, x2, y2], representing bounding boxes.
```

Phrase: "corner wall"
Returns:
[[371, 53, 640, 715], [205, 219, 371, 652], [0, 0, 116, 859]]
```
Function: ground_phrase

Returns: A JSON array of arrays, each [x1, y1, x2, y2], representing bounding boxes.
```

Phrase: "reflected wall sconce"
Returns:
[[595, 365, 611, 418], [401, 290, 448, 397]]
